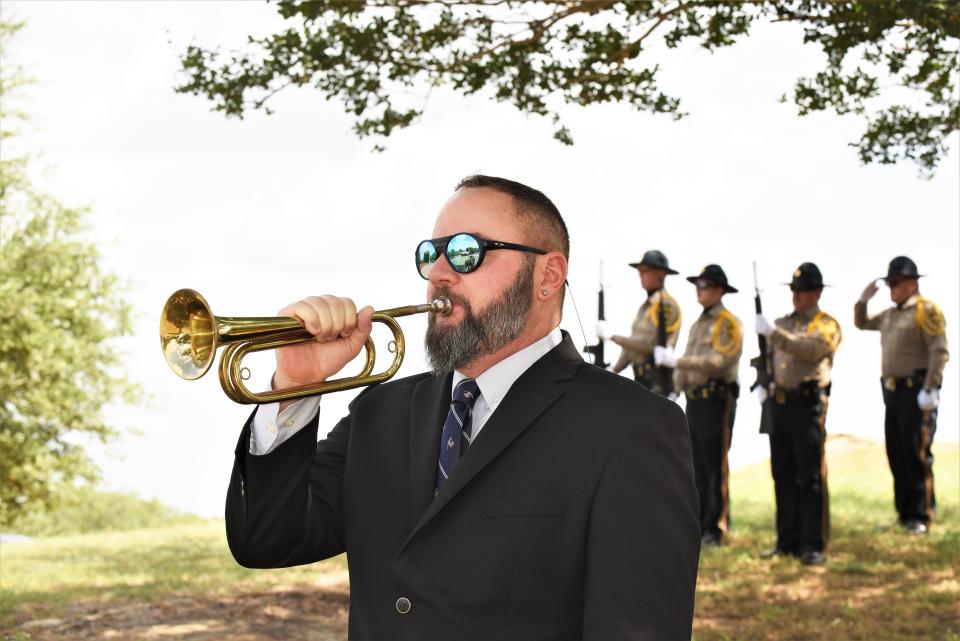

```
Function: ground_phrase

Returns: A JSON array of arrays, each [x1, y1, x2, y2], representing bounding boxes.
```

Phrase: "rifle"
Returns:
[[749, 262, 775, 434], [583, 263, 609, 368], [651, 290, 673, 396]]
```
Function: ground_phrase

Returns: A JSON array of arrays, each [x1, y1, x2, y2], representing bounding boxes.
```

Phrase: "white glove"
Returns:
[[653, 345, 678, 368], [595, 320, 610, 341], [917, 388, 940, 411], [755, 386, 768, 404], [667, 392, 678, 403], [860, 280, 880, 303], [755, 314, 773, 338]]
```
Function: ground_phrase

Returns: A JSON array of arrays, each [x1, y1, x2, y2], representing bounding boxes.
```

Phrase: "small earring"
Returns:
[[541, 289, 549, 296]]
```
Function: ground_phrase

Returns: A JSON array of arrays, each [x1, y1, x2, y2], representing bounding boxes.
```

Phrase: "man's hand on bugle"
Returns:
[[274, 296, 375, 391]]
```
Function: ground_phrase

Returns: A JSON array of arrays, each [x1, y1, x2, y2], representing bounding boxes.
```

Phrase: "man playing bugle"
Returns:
[[224, 176, 700, 640]]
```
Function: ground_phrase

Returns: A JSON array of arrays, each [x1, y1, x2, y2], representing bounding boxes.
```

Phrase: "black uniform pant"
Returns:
[[685, 395, 736, 539], [769, 394, 830, 554], [883, 386, 937, 525]]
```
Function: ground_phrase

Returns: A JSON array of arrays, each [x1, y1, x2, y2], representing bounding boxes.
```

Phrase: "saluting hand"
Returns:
[[274, 296, 375, 391], [859, 280, 880, 303]]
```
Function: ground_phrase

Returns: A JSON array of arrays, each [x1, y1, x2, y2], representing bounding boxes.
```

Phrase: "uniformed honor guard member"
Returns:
[[602, 249, 682, 397], [655, 265, 742, 546], [755, 263, 841, 566], [854, 256, 949, 535]]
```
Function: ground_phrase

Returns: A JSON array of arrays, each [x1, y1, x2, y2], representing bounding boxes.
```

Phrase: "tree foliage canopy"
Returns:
[[0, 21, 138, 527], [177, 0, 959, 175]]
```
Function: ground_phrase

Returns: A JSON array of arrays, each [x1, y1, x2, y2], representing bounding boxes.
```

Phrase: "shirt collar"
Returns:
[[899, 293, 921, 310], [793, 304, 820, 322], [702, 302, 722, 318], [451, 326, 562, 412]]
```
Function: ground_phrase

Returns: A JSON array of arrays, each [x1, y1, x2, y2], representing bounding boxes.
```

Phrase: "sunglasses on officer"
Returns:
[[415, 232, 546, 280]]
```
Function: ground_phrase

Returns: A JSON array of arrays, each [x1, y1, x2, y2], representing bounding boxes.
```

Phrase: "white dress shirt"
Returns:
[[250, 327, 563, 455]]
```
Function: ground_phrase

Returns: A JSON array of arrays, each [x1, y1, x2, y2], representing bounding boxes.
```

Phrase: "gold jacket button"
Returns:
[[395, 597, 411, 614]]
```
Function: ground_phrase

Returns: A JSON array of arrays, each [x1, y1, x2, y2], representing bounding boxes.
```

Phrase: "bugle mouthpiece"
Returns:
[[431, 297, 452, 315]]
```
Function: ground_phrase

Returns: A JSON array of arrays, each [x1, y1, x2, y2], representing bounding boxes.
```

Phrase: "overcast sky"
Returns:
[[6, 1, 958, 517]]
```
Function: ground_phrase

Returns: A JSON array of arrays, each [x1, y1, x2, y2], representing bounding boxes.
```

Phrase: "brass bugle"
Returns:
[[160, 288, 451, 404]]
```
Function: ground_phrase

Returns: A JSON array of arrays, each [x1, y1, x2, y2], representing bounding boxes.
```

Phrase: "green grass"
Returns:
[[1, 436, 957, 640], [694, 436, 960, 641], [0, 521, 346, 629]]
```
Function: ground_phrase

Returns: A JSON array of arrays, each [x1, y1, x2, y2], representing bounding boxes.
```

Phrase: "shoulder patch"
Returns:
[[807, 312, 842, 349], [711, 310, 741, 355], [916, 298, 946, 336], [645, 292, 682, 333]]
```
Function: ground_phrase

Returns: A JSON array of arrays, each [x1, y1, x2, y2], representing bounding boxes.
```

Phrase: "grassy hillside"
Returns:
[[1, 436, 957, 640]]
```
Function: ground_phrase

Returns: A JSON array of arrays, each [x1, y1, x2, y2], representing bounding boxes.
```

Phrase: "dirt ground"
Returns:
[[13, 572, 350, 641]]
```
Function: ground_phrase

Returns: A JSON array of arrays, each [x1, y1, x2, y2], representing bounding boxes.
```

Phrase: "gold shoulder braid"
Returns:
[[916, 297, 946, 336], [644, 291, 682, 333], [807, 311, 841, 349], [711, 310, 741, 355]]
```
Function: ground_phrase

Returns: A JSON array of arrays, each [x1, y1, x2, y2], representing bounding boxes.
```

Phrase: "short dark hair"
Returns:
[[454, 175, 570, 259]]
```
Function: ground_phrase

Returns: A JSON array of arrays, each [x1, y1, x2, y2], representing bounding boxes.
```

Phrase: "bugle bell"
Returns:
[[159, 288, 451, 404]]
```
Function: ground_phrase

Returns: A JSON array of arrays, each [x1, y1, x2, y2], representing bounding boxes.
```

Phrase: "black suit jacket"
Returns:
[[226, 334, 700, 640]]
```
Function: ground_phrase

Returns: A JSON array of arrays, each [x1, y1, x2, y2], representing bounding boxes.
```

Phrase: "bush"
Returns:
[[8, 485, 204, 537]]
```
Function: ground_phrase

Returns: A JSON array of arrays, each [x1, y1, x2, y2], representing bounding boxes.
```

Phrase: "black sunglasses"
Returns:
[[415, 232, 546, 280]]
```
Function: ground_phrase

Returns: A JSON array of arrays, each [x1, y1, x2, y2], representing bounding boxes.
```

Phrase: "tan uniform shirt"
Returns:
[[770, 306, 841, 391], [673, 303, 743, 390], [612, 290, 681, 371], [854, 293, 949, 389]]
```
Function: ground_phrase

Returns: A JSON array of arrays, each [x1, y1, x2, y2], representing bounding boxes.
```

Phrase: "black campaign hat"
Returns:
[[686, 264, 738, 293], [786, 262, 827, 291], [883, 256, 923, 283], [629, 249, 679, 275]]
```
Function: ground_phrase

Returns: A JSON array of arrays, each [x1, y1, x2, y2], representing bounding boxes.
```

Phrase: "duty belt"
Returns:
[[774, 381, 830, 405], [685, 380, 739, 401], [882, 370, 927, 392], [634, 359, 675, 395], [633, 359, 656, 380]]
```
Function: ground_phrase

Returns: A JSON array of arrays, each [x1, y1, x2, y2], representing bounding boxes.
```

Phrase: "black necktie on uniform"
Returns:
[[435, 378, 480, 496]]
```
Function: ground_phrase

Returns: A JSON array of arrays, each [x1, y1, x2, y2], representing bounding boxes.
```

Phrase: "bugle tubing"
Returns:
[[160, 288, 451, 404]]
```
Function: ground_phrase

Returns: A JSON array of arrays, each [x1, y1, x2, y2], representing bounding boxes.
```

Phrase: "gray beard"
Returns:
[[425, 257, 535, 374]]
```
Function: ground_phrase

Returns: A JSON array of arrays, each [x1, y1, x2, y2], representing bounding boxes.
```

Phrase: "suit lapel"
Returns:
[[407, 371, 453, 528], [399, 334, 583, 553]]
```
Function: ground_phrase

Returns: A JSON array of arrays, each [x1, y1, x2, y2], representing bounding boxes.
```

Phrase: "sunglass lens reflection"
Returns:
[[417, 240, 439, 279], [446, 234, 481, 273]]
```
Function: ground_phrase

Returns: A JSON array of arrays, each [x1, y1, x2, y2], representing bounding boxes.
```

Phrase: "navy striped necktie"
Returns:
[[435, 378, 481, 496]]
